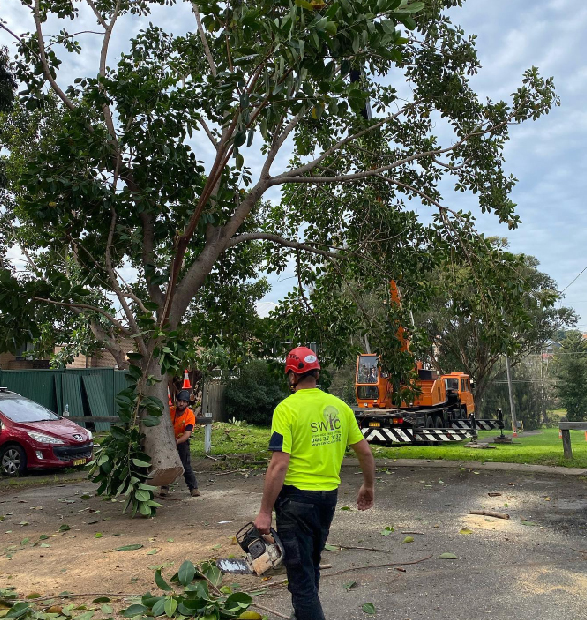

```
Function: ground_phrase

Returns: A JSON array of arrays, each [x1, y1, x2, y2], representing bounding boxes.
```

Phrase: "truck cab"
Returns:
[[442, 372, 475, 416], [356, 354, 392, 409]]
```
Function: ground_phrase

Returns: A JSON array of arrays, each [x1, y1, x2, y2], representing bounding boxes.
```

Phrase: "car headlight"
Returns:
[[87, 430, 93, 441], [27, 431, 65, 445]]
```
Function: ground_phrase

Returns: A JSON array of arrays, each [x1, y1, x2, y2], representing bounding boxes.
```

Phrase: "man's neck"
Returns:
[[295, 380, 317, 391]]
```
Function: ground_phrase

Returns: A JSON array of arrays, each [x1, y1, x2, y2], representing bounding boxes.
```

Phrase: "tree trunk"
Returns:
[[141, 359, 184, 486]]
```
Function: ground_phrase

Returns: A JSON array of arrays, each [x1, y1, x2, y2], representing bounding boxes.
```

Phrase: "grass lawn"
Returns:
[[370, 428, 587, 469], [190, 424, 587, 470], [191, 422, 271, 462]]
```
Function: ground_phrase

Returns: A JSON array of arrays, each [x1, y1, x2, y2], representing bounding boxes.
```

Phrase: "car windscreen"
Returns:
[[0, 398, 59, 422]]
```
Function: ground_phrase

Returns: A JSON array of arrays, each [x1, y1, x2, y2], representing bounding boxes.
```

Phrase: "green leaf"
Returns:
[[147, 548, 160, 555], [459, 528, 473, 536], [323, 543, 339, 551], [58, 524, 70, 532], [151, 598, 166, 617], [324, 21, 337, 36], [521, 521, 539, 527], [295, 0, 313, 9], [343, 580, 357, 591], [362, 602, 376, 615], [131, 459, 151, 468], [116, 544, 143, 551], [380, 526, 394, 536], [92, 597, 111, 604], [395, 1, 424, 13], [121, 604, 148, 618], [402, 536, 414, 543], [95, 533, 103, 538], [203, 564, 222, 587], [340, 506, 351, 511], [178, 560, 195, 586], [6, 603, 29, 619], [163, 597, 177, 617], [155, 569, 172, 591], [136, 491, 151, 504], [224, 592, 252, 611], [439, 552, 458, 559]]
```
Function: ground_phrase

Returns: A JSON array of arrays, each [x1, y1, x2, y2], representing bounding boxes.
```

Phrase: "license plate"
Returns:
[[73, 459, 86, 466], [369, 422, 381, 427]]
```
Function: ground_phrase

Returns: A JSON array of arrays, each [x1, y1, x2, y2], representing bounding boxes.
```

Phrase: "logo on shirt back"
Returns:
[[311, 406, 341, 432]]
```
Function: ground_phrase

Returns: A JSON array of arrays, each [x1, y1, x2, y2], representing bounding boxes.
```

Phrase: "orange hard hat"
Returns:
[[284, 347, 320, 374]]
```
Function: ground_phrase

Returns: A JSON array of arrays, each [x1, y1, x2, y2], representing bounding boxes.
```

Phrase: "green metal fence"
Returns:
[[0, 368, 130, 430]]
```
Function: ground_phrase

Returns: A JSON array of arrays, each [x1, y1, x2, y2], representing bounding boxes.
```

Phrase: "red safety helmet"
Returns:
[[284, 347, 320, 374]]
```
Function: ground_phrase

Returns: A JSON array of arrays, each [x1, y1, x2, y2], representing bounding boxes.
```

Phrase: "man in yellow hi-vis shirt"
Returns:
[[253, 347, 375, 620]]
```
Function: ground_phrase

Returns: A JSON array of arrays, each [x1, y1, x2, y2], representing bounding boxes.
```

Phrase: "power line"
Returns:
[[561, 265, 587, 293]]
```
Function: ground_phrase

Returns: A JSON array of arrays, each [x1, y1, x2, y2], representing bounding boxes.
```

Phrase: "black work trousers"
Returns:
[[177, 440, 197, 491], [275, 485, 338, 620]]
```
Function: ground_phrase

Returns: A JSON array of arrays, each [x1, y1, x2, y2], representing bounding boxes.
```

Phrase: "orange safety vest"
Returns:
[[170, 406, 196, 439]]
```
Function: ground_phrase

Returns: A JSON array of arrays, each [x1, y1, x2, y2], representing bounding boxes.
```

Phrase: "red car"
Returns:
[[0, 388, 93, 476]]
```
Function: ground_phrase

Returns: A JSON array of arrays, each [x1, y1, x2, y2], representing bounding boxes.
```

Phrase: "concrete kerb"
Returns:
[[341, 457, 587, 477]]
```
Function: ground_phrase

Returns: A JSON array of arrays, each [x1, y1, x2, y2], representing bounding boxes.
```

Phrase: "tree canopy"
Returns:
[[554, 331, 587, 422], [417, 242, 577, 410], [0, 0, 560, 514]]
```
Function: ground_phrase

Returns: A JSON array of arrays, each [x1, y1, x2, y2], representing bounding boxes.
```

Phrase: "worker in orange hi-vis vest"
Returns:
[[160, 389, 200, 498]]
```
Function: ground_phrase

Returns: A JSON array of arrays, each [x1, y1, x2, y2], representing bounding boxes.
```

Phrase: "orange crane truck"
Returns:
[[354, 354, 505, 444], [353, 284, 504, 445]]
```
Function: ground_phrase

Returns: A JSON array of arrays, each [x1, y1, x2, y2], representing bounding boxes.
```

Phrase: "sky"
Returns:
[[1, 0, 586, 326]]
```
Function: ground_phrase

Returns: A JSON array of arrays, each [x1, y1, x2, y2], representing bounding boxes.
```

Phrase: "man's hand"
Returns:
[[253, 511, 272, 534], [357, 484, 374, 511]]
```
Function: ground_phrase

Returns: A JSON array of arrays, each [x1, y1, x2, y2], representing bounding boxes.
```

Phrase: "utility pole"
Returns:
[[505, 355, 518, 437]]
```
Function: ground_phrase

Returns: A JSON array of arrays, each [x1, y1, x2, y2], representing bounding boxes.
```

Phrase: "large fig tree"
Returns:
[[0, 0, 558, 514]]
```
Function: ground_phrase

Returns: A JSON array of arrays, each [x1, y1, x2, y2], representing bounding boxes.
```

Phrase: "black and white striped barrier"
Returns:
[[415, 428, 475, 442], [451, 420, 501, 431], [362, 427, 415, 443], [362, 426, 474, 444]]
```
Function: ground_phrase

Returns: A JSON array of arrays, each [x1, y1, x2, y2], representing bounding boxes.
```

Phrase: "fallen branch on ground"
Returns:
[[401, 531, 425, 535], [330, 544, 390, 552], [320, 556, 433, 578], [251, 602, 288, 619], [469, 510, 510, 520]]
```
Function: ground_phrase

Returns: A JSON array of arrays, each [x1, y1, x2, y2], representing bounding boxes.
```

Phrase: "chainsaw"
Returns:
[[217, 522, 285, 575]]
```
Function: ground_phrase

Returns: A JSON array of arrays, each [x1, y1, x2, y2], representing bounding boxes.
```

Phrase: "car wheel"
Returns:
[[0, 444, 27, 477]]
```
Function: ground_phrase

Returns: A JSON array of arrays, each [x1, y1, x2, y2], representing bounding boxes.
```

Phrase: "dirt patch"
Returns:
[[0, 471, 268, 605], [517, 566, 587, 596]]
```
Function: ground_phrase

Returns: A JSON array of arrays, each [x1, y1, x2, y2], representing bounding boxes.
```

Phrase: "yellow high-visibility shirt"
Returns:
[[268, 388, 364, 491]]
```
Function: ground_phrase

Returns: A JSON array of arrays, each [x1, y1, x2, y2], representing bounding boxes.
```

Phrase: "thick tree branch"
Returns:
[[198, 118, 218, 149], [226, 232, 341, 260], [192, 4, 216, 77], [269, 128, 484, 187], [85, 0, 108, 29], [138, 212, 164, 310], [33, 297, 130, 334], [33, 0, 76, 111], [98, 0, 121, 142], [282, 102, 418, 179], [104, 207, 148, 355], [260, 112, 303, 179], [71, 307, 130, 369]]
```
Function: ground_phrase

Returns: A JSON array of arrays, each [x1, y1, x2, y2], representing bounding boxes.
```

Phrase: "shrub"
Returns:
[[223, 360, 289, 426]]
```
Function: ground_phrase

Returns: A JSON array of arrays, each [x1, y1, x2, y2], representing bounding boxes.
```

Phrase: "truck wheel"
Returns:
[[0, 444, 27, 477], [434, 415, 444, 428], [425, 416, 434, 429]]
